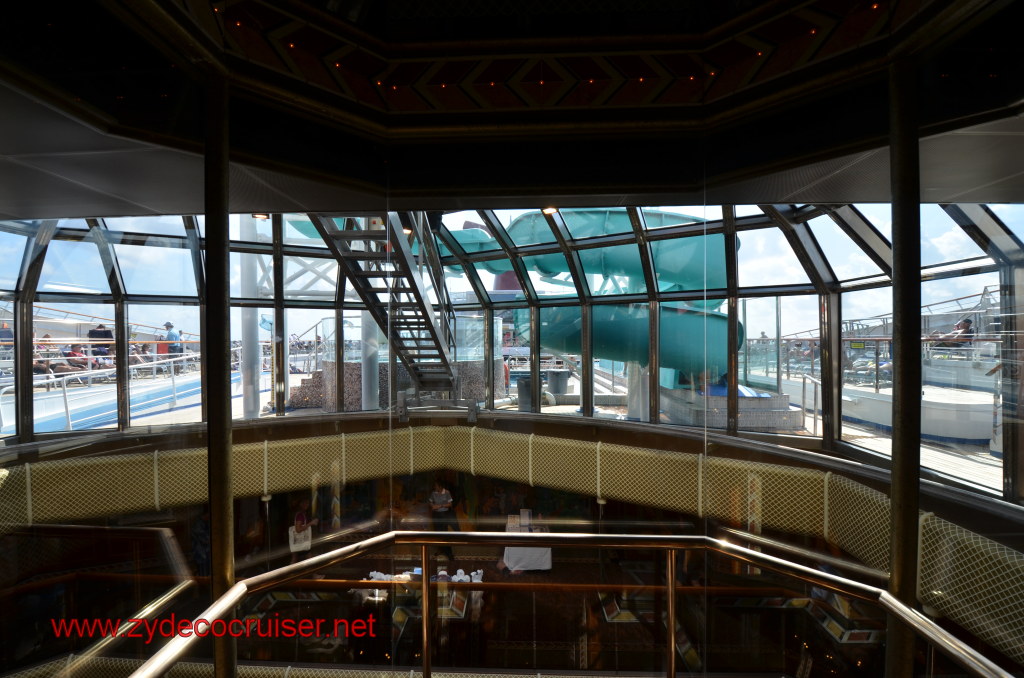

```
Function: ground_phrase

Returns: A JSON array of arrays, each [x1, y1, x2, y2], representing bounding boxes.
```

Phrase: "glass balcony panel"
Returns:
[[114, 243, 197, 297], [578, 244, 647, 296], [0, 226, 29, 290], [806, 215, 883, 280], [32, 302, 116, 433], [593, 303, 649, 421], [103, 215, 186, 237], [736, 228, 811, 288], [127, 304, 201, 426], [497, 209, 558, 247], [37, 237, 112, 295], [539, 306, 582, 416]]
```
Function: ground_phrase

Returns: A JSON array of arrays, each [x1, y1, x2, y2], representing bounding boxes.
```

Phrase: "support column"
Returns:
[[203, 74, 236, 678], [885, 58, 921, 678], [724, 207, 739, 435], [273, 214, 286, 416]]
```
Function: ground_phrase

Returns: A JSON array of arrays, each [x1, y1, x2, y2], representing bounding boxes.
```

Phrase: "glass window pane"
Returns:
[[921, 204, 986, 267], [578, 244, 647, 295], [453, 312, 488, 406], [283, 308, 334, 415], [539, 306, 582, 416], [644, 206, 716, 229], [0, 227, 29, 290], [230, 253, 274, 299], [521, 254, 578, 298], [445, 265, 484, 305], [651, 233, 727, 292], [734, 205, 764, 218], [283, 256, 337, 301], [736, 228, 810, 287], [853, 204, 892, 241], [499, 209, 557, 247], [231, 214, 273, 242], [593, 304, 649, 420], [0, 311, 14, 438], [561, 207, 633, 239], [114, 244, 197, 296], [56, 218, 89, 231], [806, 215, 883, 280], [104, 216, 186, 237], [473, 260, 526, 302], [659, 299, 727, 426], [990, 204, 1024, 245], [32, 303, 116, 433], [282, 214, 327, 247], [127, 305, 201, 426], [336, 309, 388, 412], [442, 211, 504, 253], [231, 306, 274, 419], [37, 237, 111, 295], [496, 309, 531, 410]]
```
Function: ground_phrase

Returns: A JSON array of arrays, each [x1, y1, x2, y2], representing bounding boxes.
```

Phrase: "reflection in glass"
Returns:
[[499, 209, 557, 247], [441, 211, 504, 253], [444, 265, 484, 305]]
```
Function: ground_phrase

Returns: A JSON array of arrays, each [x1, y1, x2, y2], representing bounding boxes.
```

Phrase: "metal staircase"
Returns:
[[316, 214, 456, 393]]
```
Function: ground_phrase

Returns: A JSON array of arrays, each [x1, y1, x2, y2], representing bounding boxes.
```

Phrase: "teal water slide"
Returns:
[[447, 208, 742, 380]]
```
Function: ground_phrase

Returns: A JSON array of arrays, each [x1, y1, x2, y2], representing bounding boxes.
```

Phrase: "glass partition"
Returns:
[[593, 303, 648, 421], [539, 305, 582, 416], [127, 304, 202, 426]]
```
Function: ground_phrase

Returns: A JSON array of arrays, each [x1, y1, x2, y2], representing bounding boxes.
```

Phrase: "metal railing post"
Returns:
[[665, 548, 677, 678], [61, 378, 72, 430], [421, 544, 431, 678]]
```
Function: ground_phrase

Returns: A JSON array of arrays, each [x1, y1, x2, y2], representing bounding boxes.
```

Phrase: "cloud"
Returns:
[[927, 226, 977, 262]]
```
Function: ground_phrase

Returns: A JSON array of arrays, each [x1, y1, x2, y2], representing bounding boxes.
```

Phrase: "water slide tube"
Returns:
[[449, 208, 742, 375]]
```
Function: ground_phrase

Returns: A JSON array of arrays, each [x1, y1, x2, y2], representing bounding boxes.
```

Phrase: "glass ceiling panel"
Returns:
[[989, 204, 1024, 244], [734, 205, 764, 218], [643, 206, 713, 229], [736, 228, 811, 288], [472, 261, 525, 302], [578, 244, 646, 296], [445, 265, 484, 305], [921, 204, 986, 267], [104, 216, 186, 237], [521, 253, 577, 299], [651, 233, 726, 292], [56, 218, 89, 231], [806, 215, 883, 280], [0, 227, 28, 291], [283, 256, 337, 301], [283, 214, 327, 248], [114, 244, 197, 296], [561, 207, 634, 239], [853, 204, 892, 241], [442, 211, 504, 254], [37, 236, 111, 295], [496, 209, 557, 247]]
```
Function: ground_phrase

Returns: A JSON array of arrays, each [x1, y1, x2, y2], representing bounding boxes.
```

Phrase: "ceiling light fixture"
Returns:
[[542, 207, 558, 215], [252, 213, 270, 220]]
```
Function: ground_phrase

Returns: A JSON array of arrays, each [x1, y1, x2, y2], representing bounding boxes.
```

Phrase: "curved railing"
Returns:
[[125, 530, 1013, 678]]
